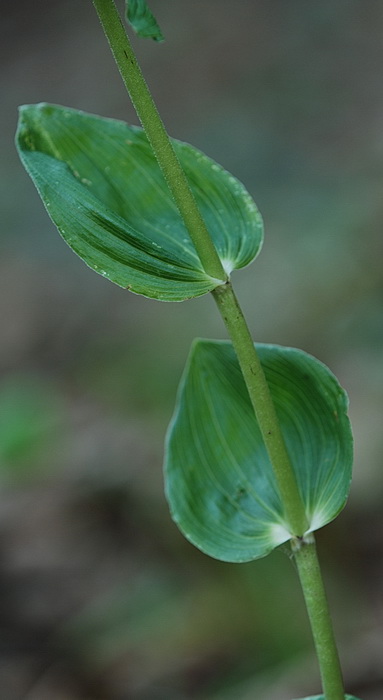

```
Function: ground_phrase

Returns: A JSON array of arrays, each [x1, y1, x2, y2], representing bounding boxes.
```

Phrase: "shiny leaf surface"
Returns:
[[165, 340, 353, 562], [16, 103, 263, 301]]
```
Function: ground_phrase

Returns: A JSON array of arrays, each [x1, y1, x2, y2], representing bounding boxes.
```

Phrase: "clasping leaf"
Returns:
[[165, 341, 353, 562], [16, 104, 263, 301]]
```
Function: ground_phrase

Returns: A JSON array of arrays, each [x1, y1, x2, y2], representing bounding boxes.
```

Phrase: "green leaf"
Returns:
[[164, 341, 353, 562], [16, 103, 262, 301], [125, 0, 164, 42], [293, 696, 361, 699]]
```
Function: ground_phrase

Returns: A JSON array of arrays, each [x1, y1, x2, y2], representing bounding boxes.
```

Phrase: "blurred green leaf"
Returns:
[[63, 574, 184, 665], [165, 340, 353, 562], [16, 103, 263, 301], [0, 375, 61, 481], [125, 0, 164, 42]]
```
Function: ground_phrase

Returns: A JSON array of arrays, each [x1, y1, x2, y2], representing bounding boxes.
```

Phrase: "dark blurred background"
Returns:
[[2, 1, 383, 698]]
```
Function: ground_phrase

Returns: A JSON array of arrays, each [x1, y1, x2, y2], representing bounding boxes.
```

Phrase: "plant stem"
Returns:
[[92, 3, 344, 696], [93, 0, 308, 537], [92, 0, 226, 283], [292, 534, 345, 700], [91, 0, 307, 536], [212, 282, 308, 536]]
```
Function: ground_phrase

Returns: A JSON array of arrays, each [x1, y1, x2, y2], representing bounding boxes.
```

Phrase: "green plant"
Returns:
[[15, 2, 361, 698]]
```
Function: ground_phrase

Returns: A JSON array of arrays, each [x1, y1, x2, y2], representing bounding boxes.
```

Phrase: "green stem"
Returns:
[[92, 0, 226, 283], [92, 3, 344, 696], [292, 534, 345, 700], [212, 282, 308, 536]]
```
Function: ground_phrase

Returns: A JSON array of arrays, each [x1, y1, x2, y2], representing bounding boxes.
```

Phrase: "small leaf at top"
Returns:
[[125, 0, 164, 42], [293, 695, 362, 699], [164, 341, 353, 563], [16, 104, 263, 302]]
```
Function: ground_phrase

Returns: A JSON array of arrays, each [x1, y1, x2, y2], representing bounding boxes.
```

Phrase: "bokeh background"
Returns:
[[2, 1, 383, 698]]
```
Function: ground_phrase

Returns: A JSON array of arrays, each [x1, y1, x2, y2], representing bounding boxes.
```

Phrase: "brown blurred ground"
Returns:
[[1, 1, 383, 698]]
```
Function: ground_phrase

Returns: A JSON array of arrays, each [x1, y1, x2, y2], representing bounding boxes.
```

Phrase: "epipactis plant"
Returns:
[[16, 2, 361, 699]]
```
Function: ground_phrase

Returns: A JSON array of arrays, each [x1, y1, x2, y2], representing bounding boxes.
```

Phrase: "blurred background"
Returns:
[[2, 1, 383, 698]]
